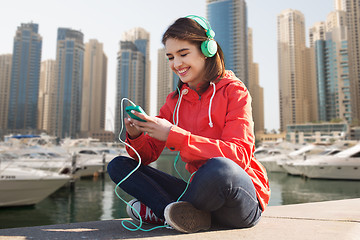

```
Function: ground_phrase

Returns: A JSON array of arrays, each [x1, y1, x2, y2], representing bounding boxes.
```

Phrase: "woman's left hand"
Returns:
[[128, 110, 173, 142]]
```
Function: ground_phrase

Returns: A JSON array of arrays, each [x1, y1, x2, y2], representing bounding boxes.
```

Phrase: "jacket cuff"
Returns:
[[126, 132, 146, 148], [165, 125, 189, 151]]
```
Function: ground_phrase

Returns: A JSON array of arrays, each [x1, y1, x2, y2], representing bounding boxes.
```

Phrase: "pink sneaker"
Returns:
[[126, 199, 164, 225]]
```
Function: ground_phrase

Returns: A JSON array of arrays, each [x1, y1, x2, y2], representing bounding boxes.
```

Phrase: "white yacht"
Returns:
[[282, 148, 341, 176], [255, 142, 301, 172], [287, 143, 360, 180], [257, 144, 316, 173], [0, 164, 70, 207], [257, 150, 289, 172], [3, 148, 103, 178], [61, 138, 128, 173]]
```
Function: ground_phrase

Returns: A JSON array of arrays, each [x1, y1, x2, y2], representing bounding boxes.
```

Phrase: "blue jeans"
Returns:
[[107, 156, 262, 228]]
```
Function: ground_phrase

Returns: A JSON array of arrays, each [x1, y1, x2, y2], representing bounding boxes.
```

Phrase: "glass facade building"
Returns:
[[8, 23, 42, 130], [115, 28, 150, 139], [315, 40, 327, 121], [50, 28, 84, 138], [120, 28, 151, 115], [313, 11, 352, 124], [115, 41, 145, 139], [207, 0, 248, 85]]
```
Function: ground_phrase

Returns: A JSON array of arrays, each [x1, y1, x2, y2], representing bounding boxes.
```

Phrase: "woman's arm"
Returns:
[[124, 98, 175, 165]]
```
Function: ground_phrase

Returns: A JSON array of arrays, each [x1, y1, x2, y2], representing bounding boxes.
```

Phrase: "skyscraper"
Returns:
[[307, 23, 324, 123], [49, 28, 84, 138], [81, 39, 107, 135], [336, 0, 360, 125], [114, 28, 150, 138], [277, 9, 314, 131], [247, 28, 264, 134], [157, 48, 178, 114], [7, 23, 42, 130], [122, 28, 151, 114], [207, 0, 248, 85], [0, 54, 12, 130], [311, 10, 351, 123], [38, 59, 56, 131]]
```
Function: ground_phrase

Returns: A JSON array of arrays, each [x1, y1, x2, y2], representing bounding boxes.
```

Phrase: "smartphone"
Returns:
[[125, 105, 147, 122]]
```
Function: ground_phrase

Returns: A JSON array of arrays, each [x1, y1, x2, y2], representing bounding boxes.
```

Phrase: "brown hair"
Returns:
[[162, 17, 225, 95]]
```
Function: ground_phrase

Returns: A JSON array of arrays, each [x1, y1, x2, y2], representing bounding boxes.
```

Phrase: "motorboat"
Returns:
[[2, 148, 103, 178], [61, 138, 128, 173], [285, 143, 360, 180], [0, 163, 70, 207], [257, 151, 290, 172], [73, 147, 121, 170], [257, 144, 317, 173], [282, 148, 341, 176], [255, 142, 302, 172]]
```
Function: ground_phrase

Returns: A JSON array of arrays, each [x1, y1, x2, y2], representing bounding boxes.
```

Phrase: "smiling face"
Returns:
[[165, 38, 207, 90]]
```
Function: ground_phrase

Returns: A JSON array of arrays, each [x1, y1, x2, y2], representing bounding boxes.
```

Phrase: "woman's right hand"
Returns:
[[125, 117, 143, 139]]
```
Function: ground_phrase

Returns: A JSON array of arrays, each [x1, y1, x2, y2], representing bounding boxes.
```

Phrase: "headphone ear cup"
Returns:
[[201, 39, 217, 58]]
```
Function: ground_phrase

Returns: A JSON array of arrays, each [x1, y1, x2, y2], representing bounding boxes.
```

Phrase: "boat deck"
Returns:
[[0, 198, 359, 240]]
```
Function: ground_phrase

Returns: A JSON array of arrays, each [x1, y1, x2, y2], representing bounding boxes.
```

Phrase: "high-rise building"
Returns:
[[122, 28, 151, 114], [7, 23, 42, 130], [81, 39, 107, 135], [308, 22, 325, 124], [114, 28, 150, 138], [38, 59, 56, 131], [327, 10, 352, 123], [207, 0, 248, 85], [0, 54, 12, 130], [49, 28, 84, 138], [247, 28, 264, 134], [157, 48, 178, 114], [277, 9, 314, 131], [311, 11, 351, 123], [336, 0, 360, 125]]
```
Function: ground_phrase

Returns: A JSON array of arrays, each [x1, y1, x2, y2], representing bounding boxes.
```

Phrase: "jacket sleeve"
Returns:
[[125, 133, 165, 165], [125, 95, 175, 165], [165, 83, 256, 171]]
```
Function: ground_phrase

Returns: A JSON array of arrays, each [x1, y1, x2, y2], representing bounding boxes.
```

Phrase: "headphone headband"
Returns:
[[185, 15, 215, 39], [185, 15, 218, 57]]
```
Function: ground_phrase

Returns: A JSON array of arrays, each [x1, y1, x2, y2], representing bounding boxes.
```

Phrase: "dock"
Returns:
[[0, 198, 359, 240]]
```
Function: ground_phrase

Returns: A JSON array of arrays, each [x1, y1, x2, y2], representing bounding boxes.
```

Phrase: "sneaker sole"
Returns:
[[126, 199, 141, 223], [164, 202, 211, 233]]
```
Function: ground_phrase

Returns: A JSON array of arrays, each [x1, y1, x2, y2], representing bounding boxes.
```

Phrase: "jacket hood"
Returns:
[[174, 70, 244, 128]]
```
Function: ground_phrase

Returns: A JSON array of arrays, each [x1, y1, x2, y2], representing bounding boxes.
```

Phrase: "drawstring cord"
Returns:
[[173, 87, 183, 126], [174, 81, 217, 128], [208, 82, 216, 128]]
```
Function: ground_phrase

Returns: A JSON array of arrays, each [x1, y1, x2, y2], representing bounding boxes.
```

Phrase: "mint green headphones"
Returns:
[[186, 15, 218, 58]]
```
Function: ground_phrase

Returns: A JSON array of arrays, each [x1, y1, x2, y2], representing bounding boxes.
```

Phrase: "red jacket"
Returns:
[[126, 70, 270, 210]]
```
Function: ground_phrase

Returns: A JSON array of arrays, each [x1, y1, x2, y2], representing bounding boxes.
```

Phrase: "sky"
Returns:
[[0, 0, 335, 133]]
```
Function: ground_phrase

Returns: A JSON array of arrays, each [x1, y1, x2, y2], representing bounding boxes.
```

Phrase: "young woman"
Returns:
[[107, 16, 270, 234]]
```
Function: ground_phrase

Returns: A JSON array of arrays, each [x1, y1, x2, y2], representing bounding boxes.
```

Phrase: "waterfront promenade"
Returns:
[[0, 198, 359, 240]]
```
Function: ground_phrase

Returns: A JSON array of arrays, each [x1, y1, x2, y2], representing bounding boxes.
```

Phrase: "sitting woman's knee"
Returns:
[[204, 157, 240, 176], [107, 156, 135, 177]]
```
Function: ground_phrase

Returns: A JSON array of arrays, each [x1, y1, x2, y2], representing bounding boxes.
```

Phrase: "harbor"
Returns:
[[1, 135, 360, 234], [1, 171, 360, 229]]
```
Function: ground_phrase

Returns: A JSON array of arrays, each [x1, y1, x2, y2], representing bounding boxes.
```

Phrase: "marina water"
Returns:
[[1, 153, 360, 229]]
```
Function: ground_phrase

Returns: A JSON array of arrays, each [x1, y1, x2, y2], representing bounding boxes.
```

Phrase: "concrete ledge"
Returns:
[[0, 198, 359, 240]]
